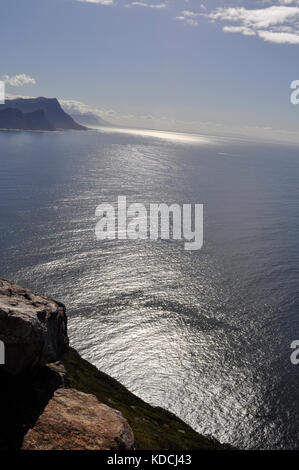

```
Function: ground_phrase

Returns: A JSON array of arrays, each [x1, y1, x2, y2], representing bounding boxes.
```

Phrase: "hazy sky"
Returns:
[[2, 0, 299, 140]]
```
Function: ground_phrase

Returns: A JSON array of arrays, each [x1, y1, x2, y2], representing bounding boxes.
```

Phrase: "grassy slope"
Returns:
[[62, 348, 228, 450]]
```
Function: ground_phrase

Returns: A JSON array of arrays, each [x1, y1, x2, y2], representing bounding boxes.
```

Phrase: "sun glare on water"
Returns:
[[95, 126, 213, 145]]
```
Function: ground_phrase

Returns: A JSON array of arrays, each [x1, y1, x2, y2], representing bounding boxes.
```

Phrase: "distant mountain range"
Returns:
[[0, 97, 87, 131], [69, 112, 110, 127]]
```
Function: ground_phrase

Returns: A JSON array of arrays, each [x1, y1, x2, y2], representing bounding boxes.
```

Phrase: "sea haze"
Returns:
[[0, 127, 298, 449]]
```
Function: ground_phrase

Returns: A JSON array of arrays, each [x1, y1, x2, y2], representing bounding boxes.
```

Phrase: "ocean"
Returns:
[[0, 126, 298, 449]]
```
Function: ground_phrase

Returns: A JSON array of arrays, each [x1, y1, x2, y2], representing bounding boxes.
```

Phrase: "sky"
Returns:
[[1, 0, 299, 141]]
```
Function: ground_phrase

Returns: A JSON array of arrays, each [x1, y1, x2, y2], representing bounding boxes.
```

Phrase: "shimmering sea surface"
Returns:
[[0, 127, 298, 449]]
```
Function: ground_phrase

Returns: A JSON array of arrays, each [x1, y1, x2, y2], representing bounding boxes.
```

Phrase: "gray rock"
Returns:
[[21, 389, 135, 450], [0, 279, 69, 376]]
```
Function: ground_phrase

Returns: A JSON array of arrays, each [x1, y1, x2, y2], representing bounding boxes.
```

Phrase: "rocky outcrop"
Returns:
[[0, 278, 229, 451], [0, 108, 55, 131], [22, 389, 134, 450], [63, 348, 229, 450], [0, 278, 134, 451], [0, 98, 87, 131], [0, 279, 68, 376]]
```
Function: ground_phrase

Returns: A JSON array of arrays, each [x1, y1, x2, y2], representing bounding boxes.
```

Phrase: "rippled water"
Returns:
[[0, 128, 298, 449]]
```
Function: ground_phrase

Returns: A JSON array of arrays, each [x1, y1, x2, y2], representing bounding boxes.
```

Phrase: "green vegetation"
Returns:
[[62, 348, 229, 450]]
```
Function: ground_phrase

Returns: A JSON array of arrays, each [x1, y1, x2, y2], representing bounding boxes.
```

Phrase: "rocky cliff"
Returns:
[[0, 108, 55, 132], [0, 278, 68, 376], [0, 278, 228, 450], [0, 98, 87, 131]]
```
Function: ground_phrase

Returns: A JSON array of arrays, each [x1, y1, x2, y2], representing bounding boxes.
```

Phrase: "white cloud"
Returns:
[[75, 0, 114, 4], [128, 2, 167, 9], [75, 0, 168, 9], [176, 10, 200, 26], [59, 98, 118, 120], [258, 29, 299, 43], [205, 6, 299, 29], [223, 26, 256, 36], [60, 99, 100, 115], [201, 5, 299, 44], [72, 0, 299, 44], [2, 74, 36, 87]]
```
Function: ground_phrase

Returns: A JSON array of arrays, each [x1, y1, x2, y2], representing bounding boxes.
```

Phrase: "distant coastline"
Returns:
[[0, 97, 87, 132]]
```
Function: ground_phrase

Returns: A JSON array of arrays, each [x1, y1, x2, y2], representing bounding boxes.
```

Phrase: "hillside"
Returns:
[[0, 278, 230, 450], [0, 108, 55, 131], [0, 97, 87, 131]]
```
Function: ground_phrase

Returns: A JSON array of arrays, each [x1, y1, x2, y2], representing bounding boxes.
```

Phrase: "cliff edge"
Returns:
[[0, 98, 87, 131], [0, 278, 228, 450]]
